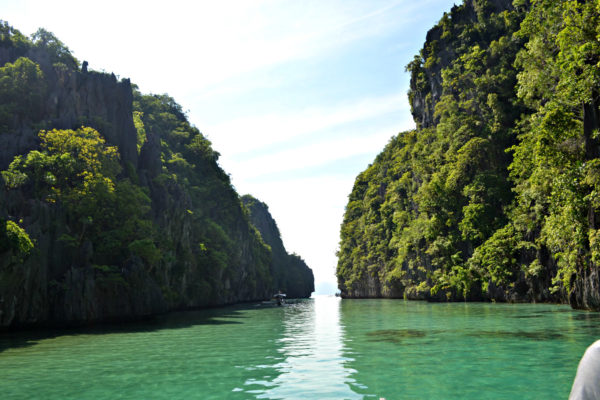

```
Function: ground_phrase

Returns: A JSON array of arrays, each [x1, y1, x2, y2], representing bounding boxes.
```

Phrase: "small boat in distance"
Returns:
[[257, 292, 288, 307], [272, 292, 286, 306]]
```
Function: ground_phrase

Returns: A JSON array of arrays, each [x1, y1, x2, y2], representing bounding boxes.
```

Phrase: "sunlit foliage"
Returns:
[[337, 0, 600, 306]]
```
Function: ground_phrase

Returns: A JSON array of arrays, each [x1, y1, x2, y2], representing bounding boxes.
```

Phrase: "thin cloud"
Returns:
[[225, 126, 397, 182], [206, 92, 411, 157]]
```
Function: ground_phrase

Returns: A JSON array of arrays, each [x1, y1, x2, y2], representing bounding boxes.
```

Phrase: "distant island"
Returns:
[[337, 0, 600, 310], [0, 22, 313, 329]]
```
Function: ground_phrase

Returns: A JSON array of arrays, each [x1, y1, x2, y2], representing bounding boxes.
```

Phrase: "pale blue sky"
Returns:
[[2, 0, 457, 294]]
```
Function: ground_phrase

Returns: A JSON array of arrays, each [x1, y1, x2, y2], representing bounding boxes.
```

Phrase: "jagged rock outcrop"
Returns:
[[242, 195, 314, 298], [0, 42, 138, 170], [408, 0, 514, 129], [571, 267, 600, 311], [48, 68, 139, 168]]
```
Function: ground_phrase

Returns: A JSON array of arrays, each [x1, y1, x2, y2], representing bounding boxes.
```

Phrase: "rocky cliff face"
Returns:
[[0, 25, 303, 329], [408, 0, 514, 128], [339, 0, 600, 311], [0, 33, 164, 328], [337, 0, 545, 304], [242, 195, 314, 298], [0, 49, 138, 171], [569, 95, 600, 310]]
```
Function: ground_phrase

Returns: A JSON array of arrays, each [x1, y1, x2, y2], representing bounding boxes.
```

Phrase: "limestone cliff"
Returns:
[[339, 0, 522, 302], [242, 195, 314, 298], [0, 24, 310, 329], [338, 0, 600, 310], [0, 46, 138, 171], [407, 0, 514, 129]]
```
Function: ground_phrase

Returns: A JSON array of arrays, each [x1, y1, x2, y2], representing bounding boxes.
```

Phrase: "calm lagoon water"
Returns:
[[1, 296, 599, 399]]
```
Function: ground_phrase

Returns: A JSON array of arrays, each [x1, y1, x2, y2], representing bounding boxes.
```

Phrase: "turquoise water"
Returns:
[[1, 297, 599, 399]]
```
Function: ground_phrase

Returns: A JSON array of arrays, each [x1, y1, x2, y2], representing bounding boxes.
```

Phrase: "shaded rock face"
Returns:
[[341, 274, 382, 298], [0, 153, 275, 329], [0, 47, 138, 170], [570, 97, 600, 310], [0, 189, 167, 328], [0, 33, 282, 328], [0, 46, 150, 327], [242, 195, 314, 298], [571, 267, 600, 310], [48, 69, 138, 168]]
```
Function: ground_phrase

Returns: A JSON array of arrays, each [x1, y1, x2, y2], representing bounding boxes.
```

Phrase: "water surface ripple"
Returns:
[[1, 297, 598, 399]]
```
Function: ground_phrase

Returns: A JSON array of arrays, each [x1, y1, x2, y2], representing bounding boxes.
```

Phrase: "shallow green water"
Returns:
[[1, 297, 599, 399]]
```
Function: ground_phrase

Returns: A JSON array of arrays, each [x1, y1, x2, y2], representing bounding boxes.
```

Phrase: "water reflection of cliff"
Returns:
[[258, 297, 362, 399]]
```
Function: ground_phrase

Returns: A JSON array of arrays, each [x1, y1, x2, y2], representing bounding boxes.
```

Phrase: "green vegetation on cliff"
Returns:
[[337, 0, 600, 310], [242, 195, 314, 298], [0, 22, 313, 328], [3, 127, 153, 268]]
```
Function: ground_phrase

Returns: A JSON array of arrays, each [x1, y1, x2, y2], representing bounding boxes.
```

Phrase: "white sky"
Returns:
[[1, 0, 457, 294]]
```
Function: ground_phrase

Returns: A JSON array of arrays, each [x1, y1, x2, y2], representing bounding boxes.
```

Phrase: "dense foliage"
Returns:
[[131, 90, 274, 302], [3, 127, 154, 267], [0, 22, 313, 327], [337, 0, 600, 309]]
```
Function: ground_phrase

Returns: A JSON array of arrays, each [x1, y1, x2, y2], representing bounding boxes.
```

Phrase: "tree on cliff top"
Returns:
[[30, 28, 78, 69]]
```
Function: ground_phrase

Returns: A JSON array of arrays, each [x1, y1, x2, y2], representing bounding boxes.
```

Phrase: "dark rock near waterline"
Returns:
[[570, 265, 600, 311]]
